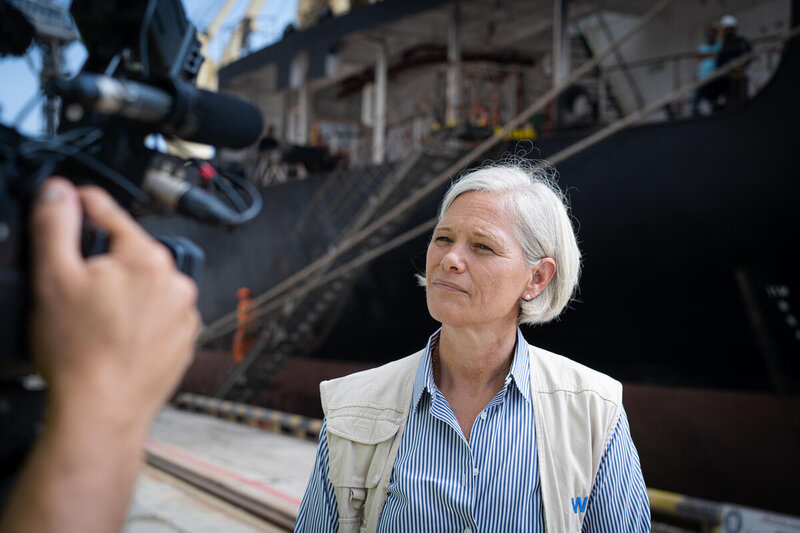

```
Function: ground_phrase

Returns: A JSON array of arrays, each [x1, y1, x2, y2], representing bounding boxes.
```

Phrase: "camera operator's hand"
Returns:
[[29, 177, 200, 424], [0, 178, 200, 533]]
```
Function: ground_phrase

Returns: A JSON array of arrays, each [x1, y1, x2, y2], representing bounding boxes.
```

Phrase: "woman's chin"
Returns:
[[427, 303, 471, 329]]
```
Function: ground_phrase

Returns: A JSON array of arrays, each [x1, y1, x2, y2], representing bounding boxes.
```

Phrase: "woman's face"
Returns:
[[425, 191, 538, 331]]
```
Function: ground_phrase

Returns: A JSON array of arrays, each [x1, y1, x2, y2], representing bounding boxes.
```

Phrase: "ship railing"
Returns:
[[593, 31, 789, 122], [343, 33, 790, 167], [268, 162, 392, 283], [346, 111, 458, 169]]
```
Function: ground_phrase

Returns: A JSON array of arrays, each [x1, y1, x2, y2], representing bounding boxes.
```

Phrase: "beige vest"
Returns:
[[320, 342, 622, 533]]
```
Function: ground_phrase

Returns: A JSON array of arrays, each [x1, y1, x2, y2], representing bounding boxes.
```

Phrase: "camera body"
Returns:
[[0, 0, 264, 501], [0, 0, 264, 365]]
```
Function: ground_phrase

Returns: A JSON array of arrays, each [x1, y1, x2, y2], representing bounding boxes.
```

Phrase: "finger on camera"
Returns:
[[77, 186, 154, 252], [172, 272, 199, 309], [30, 178, 86, 288]]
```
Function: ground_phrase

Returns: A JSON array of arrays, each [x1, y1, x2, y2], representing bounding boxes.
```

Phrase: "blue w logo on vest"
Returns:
[[571, 496, 589, 513]]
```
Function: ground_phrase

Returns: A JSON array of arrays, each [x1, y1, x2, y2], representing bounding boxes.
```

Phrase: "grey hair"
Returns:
[[423, 160, 582, 325]]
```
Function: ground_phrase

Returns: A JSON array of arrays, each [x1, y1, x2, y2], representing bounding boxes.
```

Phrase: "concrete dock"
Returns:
[[125, 407, 318, 531]]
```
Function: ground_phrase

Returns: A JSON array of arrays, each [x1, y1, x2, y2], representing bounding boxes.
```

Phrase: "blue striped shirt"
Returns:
[[296, 329, 651, 532]]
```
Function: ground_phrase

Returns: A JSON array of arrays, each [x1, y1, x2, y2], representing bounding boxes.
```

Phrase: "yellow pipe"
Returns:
[[647, 488, 682, 514]]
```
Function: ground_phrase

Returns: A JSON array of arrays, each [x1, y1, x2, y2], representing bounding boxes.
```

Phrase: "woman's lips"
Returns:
[[433, 280, 468, 293]]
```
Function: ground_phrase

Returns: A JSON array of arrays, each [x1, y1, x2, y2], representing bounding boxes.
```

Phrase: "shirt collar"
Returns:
[[509, 327, 532, 402], [412, 327, 531, 411], [412, 329, 440, 410]]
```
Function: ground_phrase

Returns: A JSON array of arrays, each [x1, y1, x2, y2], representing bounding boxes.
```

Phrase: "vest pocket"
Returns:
[[327, 417, 401, 532], [327, 417, 400, 489]]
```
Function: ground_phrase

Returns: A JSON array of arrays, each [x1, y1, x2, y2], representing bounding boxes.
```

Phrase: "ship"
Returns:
[[141, 0, 800, 517]]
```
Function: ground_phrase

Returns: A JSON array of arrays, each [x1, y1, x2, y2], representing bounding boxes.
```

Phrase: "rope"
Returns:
[[224, 219, 437, 330], [548, 25, 800, 165]]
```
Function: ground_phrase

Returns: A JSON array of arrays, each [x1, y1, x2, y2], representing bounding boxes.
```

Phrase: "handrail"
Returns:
[[601, 31, 788, 73]]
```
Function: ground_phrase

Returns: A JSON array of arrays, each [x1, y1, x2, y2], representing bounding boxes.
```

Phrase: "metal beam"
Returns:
[[372, 40, 388, 164], [552, 0, 570, 86], [298, 84, 311, 144], [445, 2, 462, 127]]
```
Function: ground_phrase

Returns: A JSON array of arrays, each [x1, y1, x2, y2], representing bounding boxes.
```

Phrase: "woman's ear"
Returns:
[[523, 258, 556, 300]]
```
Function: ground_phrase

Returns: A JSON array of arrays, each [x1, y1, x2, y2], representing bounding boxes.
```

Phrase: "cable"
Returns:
[[103, 52, 123, 77], [139, 0, 158, 78], [208, 167, 248, 211], [22, 127, 103, 154], [52, 126, 100, 144], [23, 140, 150, 204], [211, 176, 247, 211], [216, 167, 263, 224], [13, 130, 101, 196]]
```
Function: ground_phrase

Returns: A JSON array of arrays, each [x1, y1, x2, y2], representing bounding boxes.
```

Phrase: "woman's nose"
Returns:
[[441, 249, 465, 272]]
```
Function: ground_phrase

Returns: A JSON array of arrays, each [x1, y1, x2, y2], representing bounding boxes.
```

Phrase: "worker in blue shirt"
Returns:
[[692, 23, 723, 116]]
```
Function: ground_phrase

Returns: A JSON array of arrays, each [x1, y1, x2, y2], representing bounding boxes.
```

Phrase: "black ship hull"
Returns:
[[147, 2, 800, 515]]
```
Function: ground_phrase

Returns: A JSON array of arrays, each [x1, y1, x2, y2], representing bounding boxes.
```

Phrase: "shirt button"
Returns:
[[464, 529, 472, 533], [480, 411, 487, 420], [473, 468, 479, 476]]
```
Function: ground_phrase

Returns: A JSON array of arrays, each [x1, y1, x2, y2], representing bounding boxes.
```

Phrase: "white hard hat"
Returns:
[[720, 15, 738, 28]]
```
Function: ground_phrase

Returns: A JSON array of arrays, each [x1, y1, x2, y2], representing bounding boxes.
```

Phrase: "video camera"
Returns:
[[0, 0, 265, 367], [0, 0, 265, 500]]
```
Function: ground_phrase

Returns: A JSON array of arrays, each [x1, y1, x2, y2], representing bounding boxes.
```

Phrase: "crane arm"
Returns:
[[221, 0, 268, 65]]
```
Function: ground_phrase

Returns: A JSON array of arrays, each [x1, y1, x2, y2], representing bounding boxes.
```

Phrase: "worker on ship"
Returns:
[[295, 161, 650, 532], [232, 287, 257, 363]]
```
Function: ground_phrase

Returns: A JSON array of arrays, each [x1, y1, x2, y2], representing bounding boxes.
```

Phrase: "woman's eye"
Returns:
[[475, 243, 493, 252], [435, 236, 452, 243]]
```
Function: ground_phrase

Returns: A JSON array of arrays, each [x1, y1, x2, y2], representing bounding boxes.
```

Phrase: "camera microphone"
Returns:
[[53, 74, 263, 149]]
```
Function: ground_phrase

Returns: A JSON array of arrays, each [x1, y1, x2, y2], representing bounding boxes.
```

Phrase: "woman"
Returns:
[[296, 163, 650, 532]]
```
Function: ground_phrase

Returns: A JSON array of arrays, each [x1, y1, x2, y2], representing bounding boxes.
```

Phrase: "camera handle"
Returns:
[[81, 223, 204, 287]]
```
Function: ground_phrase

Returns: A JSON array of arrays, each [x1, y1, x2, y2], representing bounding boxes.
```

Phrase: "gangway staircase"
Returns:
[[215, 143, 467, 403]]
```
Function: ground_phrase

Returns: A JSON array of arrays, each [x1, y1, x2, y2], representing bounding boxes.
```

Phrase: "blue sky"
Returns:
[[0, 0, 297, 136]]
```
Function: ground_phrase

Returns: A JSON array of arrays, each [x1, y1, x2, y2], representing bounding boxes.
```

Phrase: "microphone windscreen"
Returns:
[[170, 88, 264, 149]]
